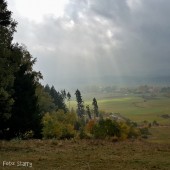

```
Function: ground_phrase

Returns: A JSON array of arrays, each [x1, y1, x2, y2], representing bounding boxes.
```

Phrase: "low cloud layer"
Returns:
[[8, 0, 170, 88]]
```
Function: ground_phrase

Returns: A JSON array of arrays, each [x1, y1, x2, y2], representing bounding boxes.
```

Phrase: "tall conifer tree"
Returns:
[[0, 1, 43, 138], [9, 45, 43, 138], [75, 89, 84, 118], [92, 98, 99, 117], [0, 0, 17, 136]]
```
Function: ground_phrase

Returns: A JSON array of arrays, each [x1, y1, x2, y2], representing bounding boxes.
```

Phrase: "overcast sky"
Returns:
[[7, 0, 170, 88]]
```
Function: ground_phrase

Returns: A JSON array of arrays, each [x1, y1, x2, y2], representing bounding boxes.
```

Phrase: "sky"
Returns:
[[7, 0, 170, 88]]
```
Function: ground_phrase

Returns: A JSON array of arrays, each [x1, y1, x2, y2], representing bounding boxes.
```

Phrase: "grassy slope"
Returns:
[[149, 127, 170, 144], [1, 139, 170, 170]]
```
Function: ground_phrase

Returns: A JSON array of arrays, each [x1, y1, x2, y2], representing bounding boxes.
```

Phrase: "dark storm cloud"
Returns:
[[7, 0, 170, 87]]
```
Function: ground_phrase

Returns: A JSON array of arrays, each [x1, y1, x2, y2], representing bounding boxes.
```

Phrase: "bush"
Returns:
[[42, 110, 76, 139], [42, 113, 62, 139], [42, 110, 141, 141], [152, 120, 159, 126], [139, 127, 151, 138], [60, 124, 75, 139], [85, 119, 96, 133], [79, 127, 91, 139], [92, 119, 140, 140], [93, 119, 120, 139], [93, 123, 107, 139], [128, 127, 140, 138], [118, 122, 130, 140]]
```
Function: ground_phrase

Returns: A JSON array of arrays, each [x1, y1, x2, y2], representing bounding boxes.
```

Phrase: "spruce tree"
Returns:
[[50, 86, 67, 112], [75, 89, 84, 118], [0, 0, 44, 139], [0, 0, 17, 136], [44, 84, 51, 94], [92, 98, 99, 117], [9, 45, 42, 138], [36, 84, 56, 115]]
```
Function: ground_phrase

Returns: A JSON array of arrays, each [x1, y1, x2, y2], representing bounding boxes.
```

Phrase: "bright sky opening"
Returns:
[[9, 0, 69, 22]]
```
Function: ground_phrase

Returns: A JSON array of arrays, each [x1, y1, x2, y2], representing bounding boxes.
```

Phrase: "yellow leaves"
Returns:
[[42, 110, 77, 139]]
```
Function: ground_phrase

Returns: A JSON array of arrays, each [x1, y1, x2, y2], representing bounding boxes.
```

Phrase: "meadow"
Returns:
[[69, 94, 170, 125], [0, 138, 170, 170], [1, 93, 170, 170]]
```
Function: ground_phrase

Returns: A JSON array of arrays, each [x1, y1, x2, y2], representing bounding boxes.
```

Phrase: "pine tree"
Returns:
[[75, 89, 84, 118], [92, 98, 99, 117]]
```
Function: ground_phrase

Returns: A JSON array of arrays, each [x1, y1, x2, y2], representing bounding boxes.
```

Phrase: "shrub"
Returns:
[[128, 127, 140, 138], [61, 124, 75, 139], [42, 113, 62, 139], [79, 127, 89, 139], [152, 120, 159, 126], [93, 119, 120, 139], [42, 110, 77, 139], [85, 119, 96, 133], [93, 123, 107, 139], [139, 127, 151, 139], [118, 122, 130, 140]]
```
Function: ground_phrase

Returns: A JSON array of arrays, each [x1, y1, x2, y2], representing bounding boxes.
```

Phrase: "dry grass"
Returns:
[[148, 126, 170, 144], [1, 138, 170, 170]]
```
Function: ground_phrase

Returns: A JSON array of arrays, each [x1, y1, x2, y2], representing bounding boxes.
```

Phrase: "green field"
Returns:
[[69, 95, 170, 125]]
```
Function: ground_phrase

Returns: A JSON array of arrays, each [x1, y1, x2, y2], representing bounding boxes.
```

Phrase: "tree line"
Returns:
[[0, 0, 98, 139], [0, 0, 143, 140]]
